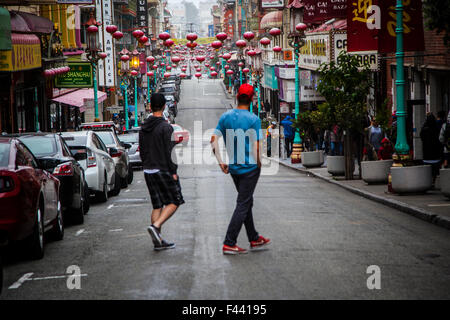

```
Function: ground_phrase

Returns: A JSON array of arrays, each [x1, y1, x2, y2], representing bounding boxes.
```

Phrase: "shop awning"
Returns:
[[311, 19, 347, 32], [52, 89, 107, 112], [286, 0, 305, 8], [15, 11, 53, 34], [260, 11, 282, 30], [10, 11, 31, 33], [0, 8, 12, 51], [0, 33, 42, 72]]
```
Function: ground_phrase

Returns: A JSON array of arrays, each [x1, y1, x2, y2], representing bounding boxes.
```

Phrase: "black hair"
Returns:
[[151, 93, 166, 112], [437, 110, 446, 119], [237, 94, 252, 105]]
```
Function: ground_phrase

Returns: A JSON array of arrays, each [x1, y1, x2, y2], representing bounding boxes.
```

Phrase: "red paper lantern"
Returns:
[[243, 31, 255, 41], [247, 50, 256, 57], [269, 28, 281, 36], [211, 71, 218, 77], [242, 68, 250, 74], [172, 56, 181, 64], [99, 52, 107, 59], [181, 68, 187, 72], [106, 25, 118, 34], [260, 37, 271, 46], [147, 71, 154, 77], [222, 53, 231, 60], [236, 40, 247, 48], [224, 65, 230, 70], [226, 70, 234, 75], [196, 56, 205, 63], [273, 46, 282, 53], [159, 32, 170, 41], [146, 56, 155, 63], [164, 39, 175, 47], [152, 65, 158, 69], [164, 72, 171, 78], [167, 66, 172, 71], [87, 25, 98, 34], [132, 29, 144, 39], [211, 41, 223, 49], [238, 62, 244, 67], [186, 33, 198, 42], [130, 70, 138, 76], [210, 67, 215, 71], [180, 73, 187, 78], [138, 35, 148, 44], [216, 32, 227, 42], [195, 73, 202, 78], [296, 23, 307, 32], [112, 31, 123, 40]]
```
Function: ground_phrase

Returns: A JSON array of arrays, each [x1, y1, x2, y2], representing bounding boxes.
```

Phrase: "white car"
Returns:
[[61, 131, 117, 202], [148, 105, 172, 123]]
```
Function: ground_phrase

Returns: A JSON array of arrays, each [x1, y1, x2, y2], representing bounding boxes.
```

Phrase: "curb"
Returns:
[[220, 81, 233, 100], [265, 156, 450, 231]]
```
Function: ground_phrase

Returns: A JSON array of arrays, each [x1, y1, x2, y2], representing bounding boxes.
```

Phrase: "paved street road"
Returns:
[[2, 79, 450, 300]]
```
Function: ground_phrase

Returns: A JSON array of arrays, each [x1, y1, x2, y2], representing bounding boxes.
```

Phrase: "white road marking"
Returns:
[[107, 204, 114, 210], [32, 274, 88, 281], [125, 189, 130, 193], [428, 204, 450, 207], [9, 273, 34, 289], [75, 229, 85, 236], [109, 229, 123, 232]]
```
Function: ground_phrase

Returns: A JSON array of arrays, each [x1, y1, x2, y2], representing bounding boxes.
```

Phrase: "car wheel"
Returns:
[[109, 172, 121, 197], [83, 181, 90, 214], [127, 165, 134, 185], [95, 173, 109, 203], [28, 203, 45, 260], [120, 174, 128, 189], [51, 201, 65, 240]]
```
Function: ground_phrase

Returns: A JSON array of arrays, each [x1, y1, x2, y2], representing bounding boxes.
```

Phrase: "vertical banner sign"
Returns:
[[347, 0, 424, 53], [303, 0, 347, 25], [137, 0, 148, 29], [96, 0, 116, 87]]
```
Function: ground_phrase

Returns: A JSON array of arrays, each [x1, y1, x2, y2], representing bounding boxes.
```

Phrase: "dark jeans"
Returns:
[[224, 168, 261, 246], [285, 137, 294, 157], [267, 135, 272, 157]]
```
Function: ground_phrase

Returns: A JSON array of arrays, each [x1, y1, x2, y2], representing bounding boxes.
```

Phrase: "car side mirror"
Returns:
[[123, 143, 132, 149], [108, 147, 117, 156]]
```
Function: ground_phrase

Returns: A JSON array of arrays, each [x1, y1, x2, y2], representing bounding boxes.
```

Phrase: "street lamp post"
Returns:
[[131, 50, 140, 128], [394, 0, 410, 161], [119, 49, 131, 131], [288, 21, 307, 164]]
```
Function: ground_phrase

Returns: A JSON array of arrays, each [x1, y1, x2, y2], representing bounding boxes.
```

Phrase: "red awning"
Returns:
[[52, 89, 107, 112], [11, 33, 40, 45], [14, 11, 53, 34], [287, 0, 305, 9], [260, 11, 283, 30], [9, 11, 31, 33], [311, 19, 347, 32]]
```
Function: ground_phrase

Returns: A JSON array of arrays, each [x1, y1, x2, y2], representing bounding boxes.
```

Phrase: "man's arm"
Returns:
[[139, 131, 147, 161], [164, 126, 178, 179], [210, 134, 228, 174]]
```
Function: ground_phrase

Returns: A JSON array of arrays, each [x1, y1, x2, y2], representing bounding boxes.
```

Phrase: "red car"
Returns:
[[0, 137, 63, 260], [172, 124, 190, 146]]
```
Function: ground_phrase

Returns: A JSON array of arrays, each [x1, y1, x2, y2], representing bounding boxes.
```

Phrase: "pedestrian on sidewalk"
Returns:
[[266, 121, 276, 157], [330, 124, 343, 156], [368, 120, 384, 156], [281, 115, 294, 157], [421, 113, 442, 182], [211, 83, 271, 255], [377, 138, 394, 160], [139, 93, 185, 251], [439, 111, 450, 168]]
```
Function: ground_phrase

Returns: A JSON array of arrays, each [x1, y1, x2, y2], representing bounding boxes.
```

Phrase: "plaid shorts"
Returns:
[[144, 171, 185, 209]]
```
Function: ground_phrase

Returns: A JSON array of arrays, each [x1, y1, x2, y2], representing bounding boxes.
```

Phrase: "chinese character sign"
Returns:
[[96, 0, 116, 87], [347, 0, 424, 53], [137, 0, 148, 29], [303, 0, 347, 24]]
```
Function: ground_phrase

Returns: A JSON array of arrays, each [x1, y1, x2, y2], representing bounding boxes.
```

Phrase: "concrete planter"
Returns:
[[327, 156, 345, 176], [301, 151, 324, 168], [440, 169, 450, 198], [391, 165, 433, 194], [361, 160, 394, 184]]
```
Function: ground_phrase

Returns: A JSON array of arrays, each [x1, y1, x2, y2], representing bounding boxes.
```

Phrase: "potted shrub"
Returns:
[[317, 52, 373, 179], [440, 168, 450, 198], [361, 100, 394, 184], [292, 110, 325, 168]]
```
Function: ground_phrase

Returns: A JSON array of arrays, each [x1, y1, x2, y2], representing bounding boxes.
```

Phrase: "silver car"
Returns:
[[119, 133, 141, 169]]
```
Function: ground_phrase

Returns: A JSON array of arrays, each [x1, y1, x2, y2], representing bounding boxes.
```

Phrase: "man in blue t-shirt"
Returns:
[[211, 84, 271, 255]]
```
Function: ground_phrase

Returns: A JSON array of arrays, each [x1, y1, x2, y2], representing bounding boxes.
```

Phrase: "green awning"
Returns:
[[0, 8, 12, 51]]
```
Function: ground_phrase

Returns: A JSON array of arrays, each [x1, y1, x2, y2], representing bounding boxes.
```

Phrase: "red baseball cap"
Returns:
[[237, 83, 255, 99]]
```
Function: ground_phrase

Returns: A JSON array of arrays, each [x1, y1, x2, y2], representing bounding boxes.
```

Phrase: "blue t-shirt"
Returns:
[[215, 109, 261, 175]]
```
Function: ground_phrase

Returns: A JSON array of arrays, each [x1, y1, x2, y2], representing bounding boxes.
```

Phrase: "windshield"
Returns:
[[96, 132, 115, 145], [120, 134, 138, 144], [62, 135, 87, 147], [0, 143, 10, 167], [20, 136, 58, 157], [172, 126, 183, 132]]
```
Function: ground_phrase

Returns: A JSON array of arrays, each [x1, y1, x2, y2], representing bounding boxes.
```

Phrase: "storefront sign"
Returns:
[[55, 62, 93, 88], [347, 0, 424, 53], [283, 50, 293, 61], [0, 37, 41, 72], [261, 0, 284, 8], [300, 72, 325, 102], [57, 1, 94, 3], [224, 9, 234, 40], [263, 64, 278, 90], [300, 70, 311, 86], [137, 0, 148, 29], [96, 0, 116, 87], [334, 32, 379, 71], [303, 0, 347, 24], [278, 67, 295, 80], [299, 33, 330, 70], [280, 102, 290, 114]]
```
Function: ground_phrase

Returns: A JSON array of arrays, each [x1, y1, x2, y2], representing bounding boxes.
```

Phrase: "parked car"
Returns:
[[80, 122, 133, 187], [148, 105, 171, 123], [165, 95, 178, 118], [18, 133, 89, 224], [166, 74, 181, 85], [162, 80, 180, 90], [119, 133, 141, 169], [172, 124, 190, 146], [0, 137, 64, 260], [159, 86, 180, 102], [61, 131, 118, 201]]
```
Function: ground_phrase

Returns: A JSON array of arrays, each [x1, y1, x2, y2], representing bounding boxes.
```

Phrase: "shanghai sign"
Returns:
[[55, 62, 93, 88]]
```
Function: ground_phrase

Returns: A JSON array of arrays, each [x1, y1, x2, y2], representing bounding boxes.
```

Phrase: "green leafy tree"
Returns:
[[317, 52, 373, 179], [423, 0, 450, 46]]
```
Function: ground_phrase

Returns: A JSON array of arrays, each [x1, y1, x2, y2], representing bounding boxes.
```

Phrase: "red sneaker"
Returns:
[[222, 244, 248, 255], [250, 236, 271, 250]]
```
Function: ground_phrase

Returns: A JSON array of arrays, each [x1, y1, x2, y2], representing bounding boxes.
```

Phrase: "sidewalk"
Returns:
[[265, 155, 450, 230], [220, 80, 233, 100]]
